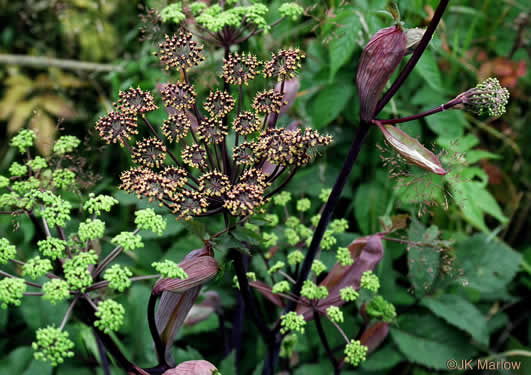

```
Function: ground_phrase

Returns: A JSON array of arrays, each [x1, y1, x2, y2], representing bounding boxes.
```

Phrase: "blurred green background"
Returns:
[[0, 0, 530, 374]]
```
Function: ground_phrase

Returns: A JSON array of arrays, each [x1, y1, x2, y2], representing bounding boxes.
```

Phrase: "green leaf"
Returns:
[[141, 214, 184, 239], [391, 313, 477, 369], [218, 351, 236, 375], [414, 50, 443, 91], [20, 296, 67, 330], [22, 359, 52, 375], [309, 82, 354, 129], [362, 343, 404, 371], [425, 109, 467, 138], [448, 168, 508, 232], [328, 9, 362, 80], [354, 181, 388, 234], [455, 234, 521, 293], [231, 226, 261, 247], [407, 220, 441, 297], [294, 363, 334, 375], [181, 314, 219, 336], [421, 294, 489, 345], [0, 347, 33, 374]]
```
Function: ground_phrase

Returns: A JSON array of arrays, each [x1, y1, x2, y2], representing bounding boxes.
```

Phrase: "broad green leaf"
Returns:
[[218, 351, 236, 375], [354, 181, 388, 234], [181, 314, 219, 336], [455, 234, 521, 293], [0, 347, 33, 374], [391, 314, 477, 369], [449, 176, 508, 233], [22, 359, 52, 375], [20, 296, 67, 330], [414, 49, 443, 91], [309, 82, 354, 129], [294, 363, 334, 375], [425, 109, 467, 138], [362, 343, 404, 371], [407, 220, 441, 296], [421, 294, 489, 345], [328, 10, 362, 80]]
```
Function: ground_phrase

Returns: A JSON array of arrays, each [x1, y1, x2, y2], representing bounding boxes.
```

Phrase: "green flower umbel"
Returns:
[[33, 326, 75, 366], [344, 339, 368, 366], [457, 77, 510, 117]]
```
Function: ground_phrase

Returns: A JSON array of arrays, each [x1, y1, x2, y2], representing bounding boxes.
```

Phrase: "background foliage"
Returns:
[[1, 0, 530, 374]]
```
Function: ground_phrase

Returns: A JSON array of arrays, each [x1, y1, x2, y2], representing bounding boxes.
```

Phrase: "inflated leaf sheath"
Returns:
[[356, 25, 407, 122]]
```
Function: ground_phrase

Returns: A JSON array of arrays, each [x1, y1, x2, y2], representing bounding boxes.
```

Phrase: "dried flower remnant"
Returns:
[[96, 111, 138, 146], [356, 25, 407, 122]]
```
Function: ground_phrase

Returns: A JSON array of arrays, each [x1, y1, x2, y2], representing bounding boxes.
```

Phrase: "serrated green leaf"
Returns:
[[407, 220, 441, 297], [414, 49, 443, 91], [455, 234, 521, 293], [328, 10, 362, 80], [309, 82, 354, 129], [421, 294, 489, 345], [449, 172, 508, 232], [391, 314, 477, 369]]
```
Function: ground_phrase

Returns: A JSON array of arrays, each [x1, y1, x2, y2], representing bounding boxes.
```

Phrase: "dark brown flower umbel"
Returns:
[[96, 111, 138, 146], [263, 48, 305, 82], [116, 88, 157, 115], [252, 90, 285, 114], [160, 82, 197, 112], [98, 34, 334, 223], [222, 52, 261, 86], [132, 137, 167, 169], [156, 32, 205, 71], [162, 113, 191, 143], [197, 117, 228, 144], [356, 25, 407, 122], [204, 90, 235, 118], [233, 112, 261, 136]]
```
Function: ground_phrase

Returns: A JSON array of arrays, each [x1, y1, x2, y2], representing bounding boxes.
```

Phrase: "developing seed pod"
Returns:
[[356, 25, 407, 122], [376, 122, 447, 175]]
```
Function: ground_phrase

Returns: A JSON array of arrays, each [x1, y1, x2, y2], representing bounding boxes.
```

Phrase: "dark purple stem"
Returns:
[[147, 292, 169, 369], [376, 97, 461, 125], [314, 310, 340, 375]]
